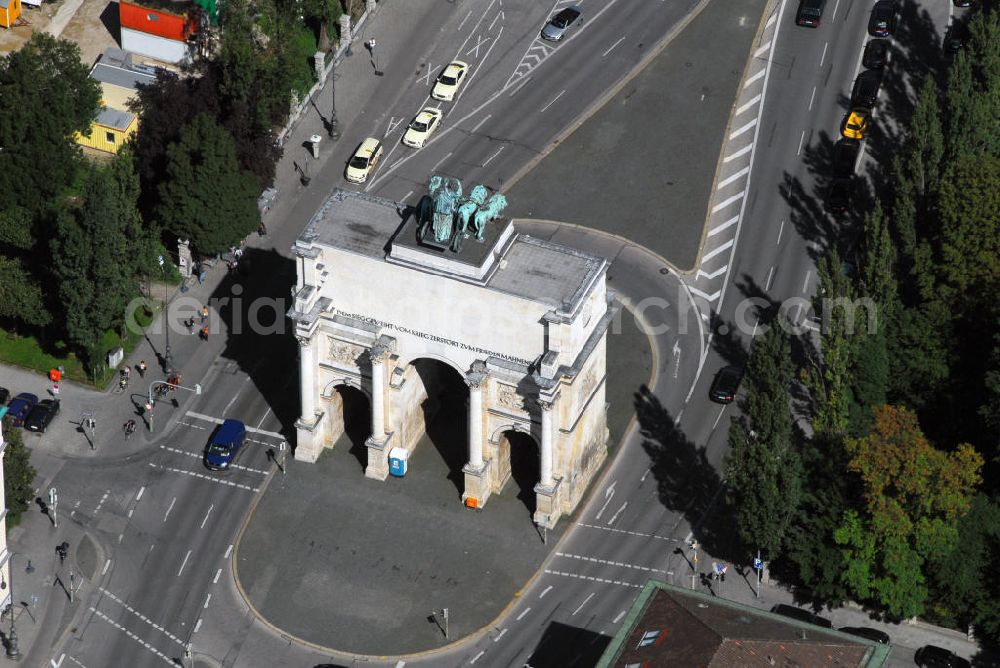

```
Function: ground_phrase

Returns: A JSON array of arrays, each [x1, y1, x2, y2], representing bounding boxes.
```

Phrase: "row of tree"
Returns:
[[723, 6, 1000, 646], [0, 0, 358, 373]]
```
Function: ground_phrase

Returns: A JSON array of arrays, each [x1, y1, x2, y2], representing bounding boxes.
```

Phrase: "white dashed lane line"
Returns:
[[576, 522, 681, 543], [544, 569, 644, 589], [159, 445, 269, 475], [148, 463, 260, 492], [94, 586, 186, 648], [555, 552, 674, 575]]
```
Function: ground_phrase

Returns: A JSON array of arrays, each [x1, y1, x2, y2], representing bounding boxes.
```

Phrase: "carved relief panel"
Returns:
[[327, 337, 365, 367]]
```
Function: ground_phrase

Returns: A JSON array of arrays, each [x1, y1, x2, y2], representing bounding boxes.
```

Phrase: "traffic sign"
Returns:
[[754, 558, 763, 571]]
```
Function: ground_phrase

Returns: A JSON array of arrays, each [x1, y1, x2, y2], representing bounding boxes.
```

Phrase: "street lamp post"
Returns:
[[159, 257, 173, 375], [4, 554, 23, 660], [328, 58, 341, 140], [146, 380, 202, 433]]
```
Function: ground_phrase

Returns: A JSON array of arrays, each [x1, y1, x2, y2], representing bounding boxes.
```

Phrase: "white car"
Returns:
[[431, 61, 469, 102], [402, 108, 443, 148], [345, 137, 383, 184]]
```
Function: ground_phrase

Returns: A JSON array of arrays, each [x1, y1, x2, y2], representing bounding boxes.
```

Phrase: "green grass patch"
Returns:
[[289, 24, 320, 99]]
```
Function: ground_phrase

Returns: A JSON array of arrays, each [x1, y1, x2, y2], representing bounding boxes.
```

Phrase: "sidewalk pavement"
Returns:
[[681, 554, 978, 663]]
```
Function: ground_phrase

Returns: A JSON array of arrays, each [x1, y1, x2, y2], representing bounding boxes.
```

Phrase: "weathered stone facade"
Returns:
[[288, 190, 616, 527]]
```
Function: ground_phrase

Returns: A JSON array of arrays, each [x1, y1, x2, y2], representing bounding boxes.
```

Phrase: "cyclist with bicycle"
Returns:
[[124, 419, 137, 438]]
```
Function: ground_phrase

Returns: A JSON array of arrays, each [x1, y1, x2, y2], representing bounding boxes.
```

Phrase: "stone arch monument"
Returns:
[[288, 186, 617, 527]]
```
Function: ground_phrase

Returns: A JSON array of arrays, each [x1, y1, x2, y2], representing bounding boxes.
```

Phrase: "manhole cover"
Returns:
[[659, 268, 669, 275]]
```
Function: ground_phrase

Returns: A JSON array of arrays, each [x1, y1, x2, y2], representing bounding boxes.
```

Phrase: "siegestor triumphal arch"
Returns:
[[288, 186, 616, 527]]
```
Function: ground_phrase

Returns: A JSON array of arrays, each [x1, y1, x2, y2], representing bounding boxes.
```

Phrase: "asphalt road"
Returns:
[[36, 0, 975, 666]]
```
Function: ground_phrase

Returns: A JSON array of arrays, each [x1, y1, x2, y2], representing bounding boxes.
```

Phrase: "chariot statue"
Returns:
[[415, 175, 509, 251]]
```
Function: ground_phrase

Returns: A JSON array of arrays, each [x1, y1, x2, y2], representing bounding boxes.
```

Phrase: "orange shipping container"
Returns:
[[119, 0, 197, 42]]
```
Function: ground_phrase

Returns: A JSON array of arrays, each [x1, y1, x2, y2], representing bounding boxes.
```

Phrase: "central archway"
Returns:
[[499, 429, 541, 514], [408, 358, 468, 494], [322, 382, 371, 471]]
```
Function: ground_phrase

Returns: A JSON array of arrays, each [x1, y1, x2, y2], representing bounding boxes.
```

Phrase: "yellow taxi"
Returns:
[[431, 61, 469, 102], [841, 110, 870, 140], [345, 137, 383, 184], [402, 108, 444, 148]]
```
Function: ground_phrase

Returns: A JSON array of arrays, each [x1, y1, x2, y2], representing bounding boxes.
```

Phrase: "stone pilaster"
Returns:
[[462, 368, 490, 508], [364, 344, 392, 480], [294, 335, 323, 462]]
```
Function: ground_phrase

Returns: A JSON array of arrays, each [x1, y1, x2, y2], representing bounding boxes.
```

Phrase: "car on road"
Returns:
[[204, 419, 247, 471], [868, 0, 897, 37], [833, 138, 861, 177], [839, 626, 890, 644], [826, 177, 853, 214], [795, 0, 826, 27], [915, 645, 971, 668], [851, 69, 883, 109], [6, 393, 38, 427], [771, 604, 833, 628], [945, 22, 969, 54], [24, 399, 60, 434], [709, 366, 743, 404], [862, 39, 891, 69], [952, 0, 976, 6], [431, 61, 469, 102], [841, 109, 870, 140], [345, 138, 383, 184], [541, 6, 582, 41], [402, 107, 443, 148]]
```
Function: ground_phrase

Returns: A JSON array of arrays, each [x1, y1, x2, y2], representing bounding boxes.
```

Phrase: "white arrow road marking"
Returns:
[[672, 341, 682, 379], [607, 501, 628, 525], [385, 116, 404, 136], [51, 654, 65, 668], [595, 480, 617, 519], [489, 9, 504, 31]]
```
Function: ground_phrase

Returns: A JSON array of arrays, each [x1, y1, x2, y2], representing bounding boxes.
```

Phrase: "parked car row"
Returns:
[[0, 387, 60, 434], [822, 2, 898, 214]]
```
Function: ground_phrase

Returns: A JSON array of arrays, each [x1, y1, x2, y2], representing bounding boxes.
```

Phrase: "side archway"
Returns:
[[321, 381, 371, 471], [498, 429, 540, 514]]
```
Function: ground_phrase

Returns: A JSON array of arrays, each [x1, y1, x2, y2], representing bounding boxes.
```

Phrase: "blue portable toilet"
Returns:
[[389, 447, 409, 477]]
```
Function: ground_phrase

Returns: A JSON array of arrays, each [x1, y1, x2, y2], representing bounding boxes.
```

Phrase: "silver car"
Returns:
[[540, 6, 581, 41]]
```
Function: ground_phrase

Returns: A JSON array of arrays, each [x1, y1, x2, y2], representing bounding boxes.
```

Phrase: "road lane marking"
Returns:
[[766, 265, 775, 290], [556, 552, 672, 574], [494, 628, 508, 641], [820, 41, 829, 68], [470, 651, 485, 664], [488, 9, 503, 32], [163, 497, 176, 522], [178, 550, 192, 576], [136, 486, 145, 501], [717, 166, 750, 190], [93, 490, 109, 516], [465, 34, 493, 58], [51, 654, 65, 668], [613, 610, 627, 624], [402, 190, 414, 203], [482, 146, 504, 167], [203, 594, 211, 609], [729, 118, 757, 139], [777, 219, 785, 245], [765, 12, 777, 28], [395, 662, 406, 668], [572, 592, 595, 616], [194, 618, 202, 633], [457, 9, 472, 31], [540, 89, 565, 113], [831, 0, 841, 22], [744, 68, 765, 88], [102, 560, 111, 576], [802, 269, 812, 293], [602, 36, 625, 57], [89, 608, 176, 665], [508, 76, 532, 97], [516, 607, 531, 621], [385, 116, 403, 137], [469, 113, 492, 133], [710, 192, 745, 214], [753, 317, 760, 337], [160, 446, 269, 475], [754, 40, 772, 57], [606, 501, 628, 525], [696, 264, 728, 280], [431, 152, 453, 172], [688, 287, 721, 303], [201, 504, 214, 529], [225, 544, 234, 559], [808, 85, 816, 110], [712, 405, 727, 430], [184, 412, 283, 439], [702, 239, 734, 262], [576, 523, 681, 542], [735, 93, 762, 116], [545, 569, 643, 588], [539, 585, 553, 598], [213, 568, 222, 584], [797, 129, 806, 155], [595, 490, 615, 519], [723, 143, 753, 162], [95, 586, 187, 647], [148, 463, 260, 492]]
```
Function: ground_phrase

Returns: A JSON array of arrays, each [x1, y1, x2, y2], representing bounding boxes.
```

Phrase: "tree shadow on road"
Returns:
[[635, 385, 735, 560]]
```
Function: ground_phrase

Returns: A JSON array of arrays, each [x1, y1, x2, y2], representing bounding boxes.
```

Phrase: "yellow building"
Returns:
[[0, 0, 21, 29], [75, 107, 139, 155], [75, 48, 156, 155]]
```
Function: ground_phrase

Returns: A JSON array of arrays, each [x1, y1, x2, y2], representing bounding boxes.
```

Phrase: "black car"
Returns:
[[868, 0, 897, 37], [6, 393, 38, 427], [826, 178, 853, 214], [770, 604, 834, 628], [945, 22, 969, 54], [839, 626, 890, 644], [796, 0, 826, 27], [833, 139, 861, 177], [862, 39, 891, 69], [851, 69, 883, 109], [709, 366, 743, 404], [915, 645, 971, 668], [24, 399, 60, 433]]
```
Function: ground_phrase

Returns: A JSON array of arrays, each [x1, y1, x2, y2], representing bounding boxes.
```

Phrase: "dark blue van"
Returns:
[[204, 419, 247, 470]]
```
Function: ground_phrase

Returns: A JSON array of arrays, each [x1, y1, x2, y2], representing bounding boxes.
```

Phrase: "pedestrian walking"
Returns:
[[200, 305, 209, 323], [185, 317, 195, 334], [51, 382, 60, 397], [258, 222, 267, 237], [366, 38, 376, 53], [138, 360, 147, 378], [200, 325, 209, 341]]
